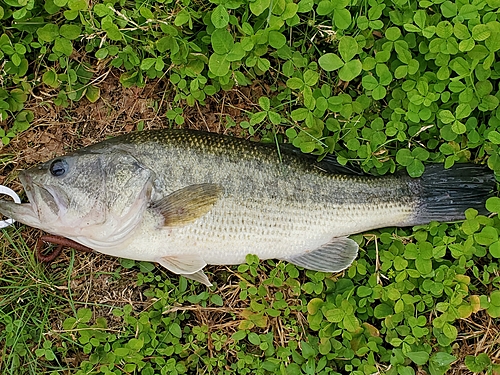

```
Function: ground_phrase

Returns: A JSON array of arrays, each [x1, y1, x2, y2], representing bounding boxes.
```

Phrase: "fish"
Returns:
[[0, 129, 496, 286]]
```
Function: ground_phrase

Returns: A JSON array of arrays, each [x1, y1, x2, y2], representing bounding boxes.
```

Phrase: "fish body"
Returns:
[[0, 129, 495, 285]]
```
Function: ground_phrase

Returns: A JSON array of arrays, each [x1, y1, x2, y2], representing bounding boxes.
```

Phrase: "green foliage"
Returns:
[[2, 0, 500, 373], [1, 0, 500, 177], [0, 229, 80, 374], [465, 353, 492, 373]]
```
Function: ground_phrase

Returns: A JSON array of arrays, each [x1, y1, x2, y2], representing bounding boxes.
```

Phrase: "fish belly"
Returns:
[[117, 196, 413, 266]]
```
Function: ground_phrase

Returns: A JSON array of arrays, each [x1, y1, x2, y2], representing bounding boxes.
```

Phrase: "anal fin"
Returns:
[[158, 254, 207, 274], [284, 237, 358, 273], [158, 254, 212, 286]]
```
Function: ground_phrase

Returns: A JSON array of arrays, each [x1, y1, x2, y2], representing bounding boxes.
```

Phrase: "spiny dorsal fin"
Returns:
[[151, 183, 223, 226], [284, 237, 358, 273]]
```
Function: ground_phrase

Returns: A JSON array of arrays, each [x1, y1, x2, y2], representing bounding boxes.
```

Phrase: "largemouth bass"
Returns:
[[0, 129, 495, 285]]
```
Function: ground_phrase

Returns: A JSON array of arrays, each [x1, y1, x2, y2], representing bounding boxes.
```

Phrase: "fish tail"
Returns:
[[409, 164, 497, 225]]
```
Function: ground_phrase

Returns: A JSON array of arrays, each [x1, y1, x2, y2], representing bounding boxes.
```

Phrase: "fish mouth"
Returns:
[[0, 199, 40, 229], [18, 170, 35, 206], [0, 170, 40, 226], [18, 171, 67, 222]]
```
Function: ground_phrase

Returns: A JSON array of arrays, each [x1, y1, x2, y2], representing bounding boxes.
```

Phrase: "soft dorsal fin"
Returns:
[[314, 153, 365, 176], [151, 183, 223, 226], [275, 143, 365, 176], [284, 237, 358, 273]]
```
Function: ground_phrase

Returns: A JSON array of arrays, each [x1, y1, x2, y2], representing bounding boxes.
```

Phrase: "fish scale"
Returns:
[[0, 129, 495, 286]]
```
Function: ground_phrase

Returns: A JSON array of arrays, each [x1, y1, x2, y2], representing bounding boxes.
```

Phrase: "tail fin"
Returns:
[[410, 164, 497, 225]]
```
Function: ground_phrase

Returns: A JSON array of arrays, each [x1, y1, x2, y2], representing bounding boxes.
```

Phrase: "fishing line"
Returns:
[[0, 185, 21, 228]]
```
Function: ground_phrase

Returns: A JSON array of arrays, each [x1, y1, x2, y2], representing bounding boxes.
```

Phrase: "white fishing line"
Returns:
[[0, 185, 21, 229]]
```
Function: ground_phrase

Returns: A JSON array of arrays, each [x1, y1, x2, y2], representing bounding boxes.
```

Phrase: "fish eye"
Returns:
[[49, 159, 69, 177]]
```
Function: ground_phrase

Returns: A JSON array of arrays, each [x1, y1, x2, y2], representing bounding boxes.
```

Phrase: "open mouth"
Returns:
[[34, 183, 70, 218], [18, 170, 67, 220], [18, 170, 35, 205]]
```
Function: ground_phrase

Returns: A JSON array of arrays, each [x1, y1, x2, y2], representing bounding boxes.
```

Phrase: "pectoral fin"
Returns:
[[151, 183, 223, 226], [284, 237, 358, 273], [158, 253, 212, 285]]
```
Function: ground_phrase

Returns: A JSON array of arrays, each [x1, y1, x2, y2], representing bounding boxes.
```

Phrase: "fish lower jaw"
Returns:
[[0, 201, 42, 229]]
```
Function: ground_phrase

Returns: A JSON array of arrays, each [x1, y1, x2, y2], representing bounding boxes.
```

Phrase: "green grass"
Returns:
[[0, 228, 73, 374], [1, 0, 500, 373]]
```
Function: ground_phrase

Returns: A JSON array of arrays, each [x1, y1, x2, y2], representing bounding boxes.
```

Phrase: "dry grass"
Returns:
[[0, 71, 266, 184], [451, 311, 500, 374]]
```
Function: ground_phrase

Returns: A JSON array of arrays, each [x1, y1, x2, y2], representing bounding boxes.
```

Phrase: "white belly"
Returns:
[[88, 196, 412, 265]]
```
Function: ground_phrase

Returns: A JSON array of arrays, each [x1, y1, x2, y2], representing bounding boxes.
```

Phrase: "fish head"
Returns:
[[18, 152, 107, 230], [1, 149, 154, 243]]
